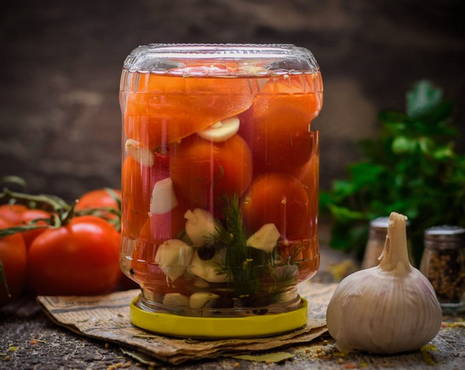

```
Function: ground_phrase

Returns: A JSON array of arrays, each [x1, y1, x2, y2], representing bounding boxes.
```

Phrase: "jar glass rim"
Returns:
[[123, 43, 320, 76]]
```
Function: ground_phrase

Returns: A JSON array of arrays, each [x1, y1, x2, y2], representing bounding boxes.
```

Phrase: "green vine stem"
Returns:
[[0, 188, 122, 237], [0, 188, 68, 213]]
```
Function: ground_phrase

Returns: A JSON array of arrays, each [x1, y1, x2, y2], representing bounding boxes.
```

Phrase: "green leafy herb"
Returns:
[[321, 80, 465, 262], [221, 195, 260, 297], [208, 196, 297, 304]]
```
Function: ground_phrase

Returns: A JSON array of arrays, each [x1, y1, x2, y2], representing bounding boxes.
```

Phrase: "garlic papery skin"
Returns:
[[198, 117, 240, 142], [184, 209, 217, 247], [326, 212, 442, 354], [155, 239, 193, 281], [150, 178, 178, 215], [125, 139, 154, 167]]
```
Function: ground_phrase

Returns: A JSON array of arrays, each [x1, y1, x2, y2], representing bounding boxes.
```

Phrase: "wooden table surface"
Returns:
[[1, 246, 464, 370]]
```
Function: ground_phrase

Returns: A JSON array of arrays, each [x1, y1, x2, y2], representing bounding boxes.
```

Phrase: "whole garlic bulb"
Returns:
[[326, 212, 442, 354]]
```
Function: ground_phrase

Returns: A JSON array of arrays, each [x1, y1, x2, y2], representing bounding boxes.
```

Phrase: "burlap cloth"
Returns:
[[37, 283, 337, 365]]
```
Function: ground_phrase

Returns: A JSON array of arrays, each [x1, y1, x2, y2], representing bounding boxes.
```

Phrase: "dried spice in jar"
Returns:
[[420, 226, 465, 313]]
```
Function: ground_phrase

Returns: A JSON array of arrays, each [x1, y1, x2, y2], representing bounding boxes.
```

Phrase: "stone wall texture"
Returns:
[[1, 0, 464, 200]]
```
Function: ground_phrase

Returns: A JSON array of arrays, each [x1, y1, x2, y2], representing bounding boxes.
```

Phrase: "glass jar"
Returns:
[[420, 226, 465, 313], [362, 217, 413, 269], [362, 217, 389, 269], [119, 44, 323, 337]]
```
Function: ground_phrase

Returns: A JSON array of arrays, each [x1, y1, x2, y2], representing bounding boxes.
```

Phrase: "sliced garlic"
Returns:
[[150, 178, 178, 214], [163, 293, 189, 307], [198, 117, 240, 142], [154, 239, 193, 281], [184, 209, 217, 247], [247, 223, 280, 253], [188, 249, 229, 283], [125, 139, 154, 166], [189, 292, 219, 309]]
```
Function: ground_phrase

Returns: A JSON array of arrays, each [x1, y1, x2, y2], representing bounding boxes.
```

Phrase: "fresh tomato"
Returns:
[[19, 209, 51, 249], [239, 74, 322, 173], [124, 74, 254, 150], [0, 204, 28, 225], [242, 173, 311, 240], [0, 218, 27, 302], [75, 189, 121, 219], [170, 135, 252, 214], [28, 216, 121, 295]]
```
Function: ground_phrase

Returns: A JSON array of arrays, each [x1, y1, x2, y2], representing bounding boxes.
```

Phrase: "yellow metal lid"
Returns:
[[130, 296, 308, 339]]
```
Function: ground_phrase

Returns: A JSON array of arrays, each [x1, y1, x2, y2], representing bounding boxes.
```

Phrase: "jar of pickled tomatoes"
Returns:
[[120, 44, 323, 338]]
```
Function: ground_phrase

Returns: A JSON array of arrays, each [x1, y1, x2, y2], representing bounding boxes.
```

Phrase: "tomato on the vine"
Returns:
[[0, 218, 27, 302], [28, 216, 121, 295], [75, 189, 120, 219], [0, 204, 28, 225], [19, 209, 50, 249]]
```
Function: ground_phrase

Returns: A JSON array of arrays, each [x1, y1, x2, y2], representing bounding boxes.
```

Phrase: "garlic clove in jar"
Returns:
[[155, 239, 193, 281], [188, 248, 229, 283], [163, 293, 189, 308], [125, 139, 154, 167], [198, 117, 240, 142], [150, 178, 178, 214], [184, 209, 217, 247], [247, 223, 280, 253], [189, 292, 219, 309], [326, 212, 442, 354]]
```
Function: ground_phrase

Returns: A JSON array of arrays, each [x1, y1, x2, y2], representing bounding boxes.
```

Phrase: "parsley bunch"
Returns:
[[321, 81, 465, 263]]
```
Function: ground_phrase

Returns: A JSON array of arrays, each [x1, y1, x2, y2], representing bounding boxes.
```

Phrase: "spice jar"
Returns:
[[362, 217, 412, 269], [362, 217, 389, 269], [119, 44, 323, 337], [420, 226, 465, 313]]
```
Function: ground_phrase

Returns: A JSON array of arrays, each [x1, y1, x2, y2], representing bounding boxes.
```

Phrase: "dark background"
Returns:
[[1, 0, 464, 200]]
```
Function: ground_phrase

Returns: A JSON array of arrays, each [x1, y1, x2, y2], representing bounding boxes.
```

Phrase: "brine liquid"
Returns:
[[120, 70, 323, 316]]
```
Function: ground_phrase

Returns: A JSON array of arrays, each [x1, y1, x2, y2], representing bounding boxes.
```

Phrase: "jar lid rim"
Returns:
[[123, 43, 320, 76], [425, 225, 465, 236]]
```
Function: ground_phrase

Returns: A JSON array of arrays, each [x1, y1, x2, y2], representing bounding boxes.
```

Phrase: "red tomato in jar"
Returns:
[[129, 220, 191, 296], [170, 135, 252, 214], [239, 74, 322, 173], [280, 238, 320, 281], [19, 209, 51, 249], [0, 218, 27, 302], [28, 216, 121, 295], [0, 204, 28, 225], [124, 73, 253, 150], [242, 173, 310, 240], [121, 155, 168, 239]]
